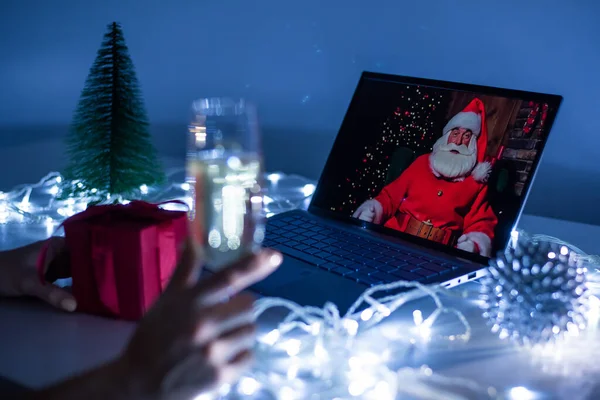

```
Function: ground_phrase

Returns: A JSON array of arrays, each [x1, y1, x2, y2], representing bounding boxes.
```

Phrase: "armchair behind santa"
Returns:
[[38, 201, 188, 320], [385, 147, 427, 185]]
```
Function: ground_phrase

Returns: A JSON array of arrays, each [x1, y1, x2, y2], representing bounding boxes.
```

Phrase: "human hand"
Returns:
[[352, 199, 384, 224], [120, 240, 283, 399], [0, 237, 76, 312], [456, 234, 477, 254]]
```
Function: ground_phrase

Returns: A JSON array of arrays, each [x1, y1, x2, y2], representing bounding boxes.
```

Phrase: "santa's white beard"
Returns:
[[430, 135, 477, 180]]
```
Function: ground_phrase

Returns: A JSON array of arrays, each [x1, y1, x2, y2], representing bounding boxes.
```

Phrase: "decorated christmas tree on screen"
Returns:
[[61, 22, 165, 200], [336, 85, 450, 215]]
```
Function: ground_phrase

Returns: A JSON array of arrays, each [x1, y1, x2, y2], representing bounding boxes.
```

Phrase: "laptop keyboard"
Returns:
[[263, 214, 460, 287]]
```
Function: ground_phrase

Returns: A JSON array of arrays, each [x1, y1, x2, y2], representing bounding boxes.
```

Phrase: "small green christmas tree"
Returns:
[[62, 22, 165, 199]]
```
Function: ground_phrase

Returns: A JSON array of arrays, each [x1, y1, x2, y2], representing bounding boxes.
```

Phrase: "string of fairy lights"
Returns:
[[334, 86, 447, 215], [0, 169, 316, 228], [3, 170, 600, 399], [197, 280, 493, 400], [211, 235, 600, 400]]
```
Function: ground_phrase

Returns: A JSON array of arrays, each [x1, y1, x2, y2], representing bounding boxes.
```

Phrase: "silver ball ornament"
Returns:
[[480, 232, 590, 346]]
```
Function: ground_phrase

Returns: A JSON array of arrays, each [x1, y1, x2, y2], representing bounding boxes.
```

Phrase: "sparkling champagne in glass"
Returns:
[[187, 98, 264, 271]]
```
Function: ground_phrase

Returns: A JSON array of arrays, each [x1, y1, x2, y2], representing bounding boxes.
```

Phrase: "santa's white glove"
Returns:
[[352, 199, 383, 224], [456, 234, 479, 255], [456, 233, 493, 256]]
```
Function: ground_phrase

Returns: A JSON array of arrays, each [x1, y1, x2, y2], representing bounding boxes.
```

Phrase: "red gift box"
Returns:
[[39, 201, 188, 320]]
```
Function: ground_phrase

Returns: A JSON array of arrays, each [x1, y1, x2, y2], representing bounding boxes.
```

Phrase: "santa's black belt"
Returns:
[[398, 214, 459, 247]]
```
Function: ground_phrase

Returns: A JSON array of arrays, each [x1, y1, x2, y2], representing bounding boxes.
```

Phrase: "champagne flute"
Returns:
[[186, 98, 264, 271]]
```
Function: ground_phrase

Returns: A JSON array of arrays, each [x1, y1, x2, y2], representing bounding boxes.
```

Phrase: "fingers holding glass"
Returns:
[[194, 250, 282, 304]]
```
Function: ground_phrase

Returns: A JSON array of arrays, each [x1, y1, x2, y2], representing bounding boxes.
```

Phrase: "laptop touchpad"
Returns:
[[251, 256, 368, 310], [258, 256, 318, 286]]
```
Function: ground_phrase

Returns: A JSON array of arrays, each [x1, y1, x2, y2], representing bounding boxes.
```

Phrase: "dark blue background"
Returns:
[[1, 0, 599, 225]]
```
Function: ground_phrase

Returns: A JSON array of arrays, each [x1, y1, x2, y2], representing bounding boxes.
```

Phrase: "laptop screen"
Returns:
[[310, 72, 562, 262]]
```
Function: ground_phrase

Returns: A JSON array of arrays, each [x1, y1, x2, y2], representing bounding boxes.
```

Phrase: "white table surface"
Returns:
[[1, 214, 600, 399]]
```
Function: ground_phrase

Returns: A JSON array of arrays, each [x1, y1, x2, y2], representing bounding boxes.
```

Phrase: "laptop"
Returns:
[[254, 71, 562, 311]]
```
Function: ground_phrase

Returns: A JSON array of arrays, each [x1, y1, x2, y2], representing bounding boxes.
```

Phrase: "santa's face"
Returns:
[[447, 128, 473, 147], [430, 128, 477, 180]]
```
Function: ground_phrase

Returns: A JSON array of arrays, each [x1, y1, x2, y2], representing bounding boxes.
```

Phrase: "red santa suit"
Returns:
[[374, 98, 497, 256]]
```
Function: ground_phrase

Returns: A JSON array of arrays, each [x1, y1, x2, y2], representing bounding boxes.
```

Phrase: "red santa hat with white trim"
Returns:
[[442, 98, 491, 183]]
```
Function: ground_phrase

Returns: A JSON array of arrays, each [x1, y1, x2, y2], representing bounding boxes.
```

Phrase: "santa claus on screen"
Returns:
[[353, 98, 498, 257]]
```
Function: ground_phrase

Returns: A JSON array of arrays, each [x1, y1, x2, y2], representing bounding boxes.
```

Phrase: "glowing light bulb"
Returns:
[[377, 305, 391, 317], [301, 184, 316, 197], [560, 246, 569, 255], [360, 308, 374, 321], [284, 339, 301, 356], [510, 230, 519, 247], [55, 176, 62, 184], [44, 217, 55, 234], [343, 319, 359, 336], [140, 184, 149, 194], [314, 340, 328, 360], [566, 322, 579, 337], [227, 156, 242, 169], [508, 386, 535, 400], [267, 173, 281, 183], [348, 356, 361, 369], [309, 322, 320, 335], [237, 377, 260, 396], [180, 183, 190, 191], [417, 323, 432, 340], [20, 188, 31, 210], [49, 186, 59, 195], [261, 329, 280, 346], [348, 381, 367, 397], [413, 309, 423, 326], [263, 195, 274, 205]]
